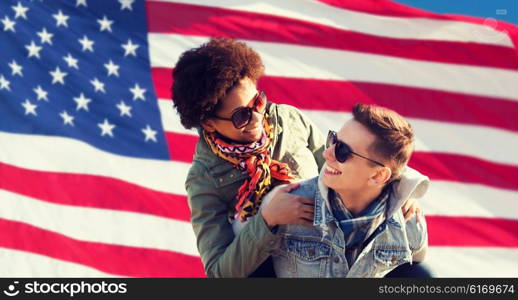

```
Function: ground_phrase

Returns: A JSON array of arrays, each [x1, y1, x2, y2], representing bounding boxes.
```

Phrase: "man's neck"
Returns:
[[336, 187, 384, 215]]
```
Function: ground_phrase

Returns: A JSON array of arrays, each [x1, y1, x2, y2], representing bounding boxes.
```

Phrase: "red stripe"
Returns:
[[155, 68, 518, 133], [153, 68, 172, 101], [409, 152, 518, 191], [165, 131, 199, 162], [146, 1, 518, 70], [427, 216, 518, 248], [0, 162, 191, 222], [0, 218, 205, 277]]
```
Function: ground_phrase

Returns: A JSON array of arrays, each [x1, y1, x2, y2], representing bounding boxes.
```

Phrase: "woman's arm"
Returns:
[[186, 165, 279, 278]]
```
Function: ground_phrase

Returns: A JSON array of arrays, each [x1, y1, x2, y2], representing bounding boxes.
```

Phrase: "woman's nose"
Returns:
[[249, 110, 262, 126]]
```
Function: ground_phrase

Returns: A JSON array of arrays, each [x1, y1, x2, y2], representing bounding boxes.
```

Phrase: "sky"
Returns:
[[394, 0, 518, 25]]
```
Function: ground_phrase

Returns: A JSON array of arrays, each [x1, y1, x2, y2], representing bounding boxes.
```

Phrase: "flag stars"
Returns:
[[22, 99, 37, 116], [37, 28, 54, 45], [121, 39, 139, 57], [129, 83, 146, 101], [60, 110, 75, 126], [12, 2, 29, 19], [25, 40, 42, 58], [73, 93, 91, 111], [0, 75, 11, 91], [104, 60, 120, 77], [49, 66, 67, 85], [8, 60, 23, 77], [119, 0, 135, 11], [76, 0, 87, 7], [97, 15, 113, 32], [33, 85, 48, 101], [53, 10, 69, 27], [98, 119, 115, 137], [63, 53, 79, 69], [78, 35, 94, 52], [90, 78, 106, 93], [142, 125, 158, 142], [116, 100, 132, 117], [1, 15, 16, 32]]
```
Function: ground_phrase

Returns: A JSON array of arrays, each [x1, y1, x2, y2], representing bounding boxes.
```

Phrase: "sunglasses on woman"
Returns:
[[212, 91, 267, 129], [326, 130, 385, 167]]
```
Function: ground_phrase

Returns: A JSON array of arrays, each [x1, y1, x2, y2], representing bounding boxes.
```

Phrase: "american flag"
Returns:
[[0, 0, 517, 277]]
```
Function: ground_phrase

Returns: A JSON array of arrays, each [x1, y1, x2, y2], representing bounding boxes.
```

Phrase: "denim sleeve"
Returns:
[[288, 177, 319, 198]]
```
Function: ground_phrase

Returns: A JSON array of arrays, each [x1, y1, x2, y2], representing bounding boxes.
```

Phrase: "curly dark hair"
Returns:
[[171, 38, 265, 129]]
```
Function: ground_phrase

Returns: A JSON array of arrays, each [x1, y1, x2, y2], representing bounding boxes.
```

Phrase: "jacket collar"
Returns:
[[314, 168, 335, 226]]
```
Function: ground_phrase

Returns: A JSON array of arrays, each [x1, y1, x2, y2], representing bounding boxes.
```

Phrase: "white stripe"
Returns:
[[0, 189, 199, 256], [0, 131, 190, 195], [426, 247, 518, 277], [159, 100, 197, 136], [159, 102, 518, 167], [0, 248, 115, 277], [149, 34, 518, 101], [423, 181, 518, 220], [153, 0, 513, 47]]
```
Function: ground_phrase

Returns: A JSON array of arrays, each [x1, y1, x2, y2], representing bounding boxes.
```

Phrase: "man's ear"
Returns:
[[201, 119, 217, 133], [371, 167, 392, 186]]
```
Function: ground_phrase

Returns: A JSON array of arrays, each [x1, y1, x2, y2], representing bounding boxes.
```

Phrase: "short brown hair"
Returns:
[[172, 38, 264, 129], [352, 103, 414, 180]]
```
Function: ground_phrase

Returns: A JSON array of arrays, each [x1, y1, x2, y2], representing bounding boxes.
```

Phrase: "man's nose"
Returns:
[[322, 145, 336, 162]]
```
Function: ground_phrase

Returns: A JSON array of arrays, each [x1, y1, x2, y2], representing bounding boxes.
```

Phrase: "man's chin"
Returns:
[[322, 173, 334, 189]]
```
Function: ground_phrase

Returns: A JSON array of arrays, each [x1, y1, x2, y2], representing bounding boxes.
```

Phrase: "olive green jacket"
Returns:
[[185, 103, 326, 277]]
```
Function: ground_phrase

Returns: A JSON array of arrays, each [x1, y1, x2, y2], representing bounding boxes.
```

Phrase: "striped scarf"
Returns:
[[203, 113, 293, 221]]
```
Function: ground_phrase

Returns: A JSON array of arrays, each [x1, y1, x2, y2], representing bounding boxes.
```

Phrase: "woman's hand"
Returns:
[[402, 198, 424, 224], [260, 183, 315, 228]]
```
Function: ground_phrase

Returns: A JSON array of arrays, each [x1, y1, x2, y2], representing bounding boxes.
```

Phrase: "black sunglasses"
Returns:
[[326, 130, 385, 167], [212, 91, 267, 129]]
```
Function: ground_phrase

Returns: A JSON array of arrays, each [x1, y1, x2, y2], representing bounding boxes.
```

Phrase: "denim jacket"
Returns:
[[265, 167, 429, 278]]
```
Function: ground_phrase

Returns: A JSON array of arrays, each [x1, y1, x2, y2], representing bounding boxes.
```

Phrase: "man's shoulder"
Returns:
[[384, 211, 427, 253], [289, 177, 319, 198], [261, 177, 318, 208]]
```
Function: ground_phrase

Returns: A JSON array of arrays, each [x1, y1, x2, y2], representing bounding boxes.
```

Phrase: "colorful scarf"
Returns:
[[203, 113, 293, 221]]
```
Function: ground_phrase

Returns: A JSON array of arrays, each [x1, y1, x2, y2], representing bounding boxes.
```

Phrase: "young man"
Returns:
[[256, 104, 429, 277]]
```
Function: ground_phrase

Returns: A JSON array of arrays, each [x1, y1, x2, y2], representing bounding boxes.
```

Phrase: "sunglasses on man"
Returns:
[[326, 130, 385, 167], [212, 90, 267, 129]]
